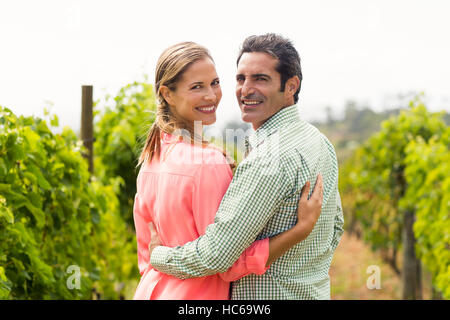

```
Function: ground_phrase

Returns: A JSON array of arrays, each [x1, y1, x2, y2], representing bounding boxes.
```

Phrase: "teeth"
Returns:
[[197, 106, 215, 111], [243, 100, 261, 105]]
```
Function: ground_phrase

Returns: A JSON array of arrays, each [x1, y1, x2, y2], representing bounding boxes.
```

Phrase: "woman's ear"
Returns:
[[159, 85, 173, 105]]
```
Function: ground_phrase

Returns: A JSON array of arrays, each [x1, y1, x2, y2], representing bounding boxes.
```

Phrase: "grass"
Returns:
[[330, 233, 434, 299]]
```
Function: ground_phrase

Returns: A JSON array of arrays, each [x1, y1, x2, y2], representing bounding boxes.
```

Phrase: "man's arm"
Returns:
[[150, 154, 292, 279]]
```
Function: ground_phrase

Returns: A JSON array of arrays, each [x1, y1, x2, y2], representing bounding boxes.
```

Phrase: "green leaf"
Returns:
[[50, 114, 59, 127], [0, 205, 14, 224], [27, 164, 52, 191], [0, 158, 7, 176]]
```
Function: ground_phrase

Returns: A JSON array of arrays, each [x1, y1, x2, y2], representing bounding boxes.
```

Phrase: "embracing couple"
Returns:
[[132, 33, 344, 300]]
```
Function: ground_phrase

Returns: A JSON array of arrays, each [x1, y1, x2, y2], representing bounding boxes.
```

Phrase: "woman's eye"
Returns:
[[191, 85, 202, 90]]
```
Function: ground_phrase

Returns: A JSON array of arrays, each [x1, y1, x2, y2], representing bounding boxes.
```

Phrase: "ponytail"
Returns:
[[137, 121, 161, 167]]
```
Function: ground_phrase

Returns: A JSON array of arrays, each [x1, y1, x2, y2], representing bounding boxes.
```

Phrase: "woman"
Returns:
[[133, 42, 323, 300]]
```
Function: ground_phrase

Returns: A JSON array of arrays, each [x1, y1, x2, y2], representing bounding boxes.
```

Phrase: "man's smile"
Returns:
[[240, 97, 264, 110], [241, 99, 262, 106]]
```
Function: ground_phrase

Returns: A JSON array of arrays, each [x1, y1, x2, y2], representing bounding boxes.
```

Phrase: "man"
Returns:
[[150, 33, 344, 299]]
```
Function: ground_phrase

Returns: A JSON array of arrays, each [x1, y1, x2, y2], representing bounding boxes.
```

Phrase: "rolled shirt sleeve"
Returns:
[[218, 238, 269, 282]]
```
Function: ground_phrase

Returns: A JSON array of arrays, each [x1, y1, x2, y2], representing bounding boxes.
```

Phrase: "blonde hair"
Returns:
[[138, 42, 235, 169]]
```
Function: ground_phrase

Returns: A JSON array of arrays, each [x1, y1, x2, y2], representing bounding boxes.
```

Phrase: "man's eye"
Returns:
[[256, 77, 267, 81], [212, 79, 220, 86]]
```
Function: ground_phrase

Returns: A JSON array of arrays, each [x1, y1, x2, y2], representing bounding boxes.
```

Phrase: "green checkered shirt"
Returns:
[[151, 104, 344, 299]]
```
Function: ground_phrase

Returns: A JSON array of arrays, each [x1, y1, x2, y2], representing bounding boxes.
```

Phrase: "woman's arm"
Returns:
[[134, 193, 155, 275], [148, 174, 324, 279], [216, 175, 323, 281]]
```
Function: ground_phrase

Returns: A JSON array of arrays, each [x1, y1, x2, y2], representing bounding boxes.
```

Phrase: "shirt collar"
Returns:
[[247, 104, 301, 149], [161, 131, 180, 144]]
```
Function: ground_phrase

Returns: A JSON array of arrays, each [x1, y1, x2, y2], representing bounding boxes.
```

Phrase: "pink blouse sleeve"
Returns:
[[192, 148, 270, 282], [133, 192, 153, 276]]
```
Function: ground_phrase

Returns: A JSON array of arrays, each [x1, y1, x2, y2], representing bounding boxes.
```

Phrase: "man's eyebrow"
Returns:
[[236, 73, 271, 79], [252, 73, 270, 79]]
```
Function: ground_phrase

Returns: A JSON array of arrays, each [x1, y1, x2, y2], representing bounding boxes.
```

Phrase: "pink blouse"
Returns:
[[132, 132, 269, 300]]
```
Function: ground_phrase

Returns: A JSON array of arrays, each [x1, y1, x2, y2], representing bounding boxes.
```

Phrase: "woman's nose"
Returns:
[[204, 87, 217, 102]]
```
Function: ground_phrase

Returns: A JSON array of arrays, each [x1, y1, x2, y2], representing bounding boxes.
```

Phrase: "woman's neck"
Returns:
[[170, 121, 205, 145]]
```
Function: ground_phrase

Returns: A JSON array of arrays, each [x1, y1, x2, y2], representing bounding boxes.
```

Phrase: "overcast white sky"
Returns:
[[1, 0, 449, 133]]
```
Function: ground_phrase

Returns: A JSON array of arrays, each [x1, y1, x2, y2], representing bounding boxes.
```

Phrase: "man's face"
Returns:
[[236, 52, 287, 130]]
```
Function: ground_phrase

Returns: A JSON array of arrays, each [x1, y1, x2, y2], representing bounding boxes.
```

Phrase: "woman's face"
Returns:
[[164, 57, 222, 126]]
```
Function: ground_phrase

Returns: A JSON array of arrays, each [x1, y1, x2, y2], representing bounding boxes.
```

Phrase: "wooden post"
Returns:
[[81, 85, 94, 175], [402, 210, 422, 299]]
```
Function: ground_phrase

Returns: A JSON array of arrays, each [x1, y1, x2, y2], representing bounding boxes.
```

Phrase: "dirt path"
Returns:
[[329, 233, 402, 299]]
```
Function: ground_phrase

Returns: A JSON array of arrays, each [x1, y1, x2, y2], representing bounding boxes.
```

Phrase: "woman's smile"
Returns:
[[195, 104, 217, 114]]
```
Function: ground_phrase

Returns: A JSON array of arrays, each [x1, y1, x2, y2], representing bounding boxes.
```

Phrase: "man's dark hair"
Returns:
[[237, 33, 302, 104]]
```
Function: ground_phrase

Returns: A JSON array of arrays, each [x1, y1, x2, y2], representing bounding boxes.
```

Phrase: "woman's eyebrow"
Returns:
[[188, 81, 203, 86]]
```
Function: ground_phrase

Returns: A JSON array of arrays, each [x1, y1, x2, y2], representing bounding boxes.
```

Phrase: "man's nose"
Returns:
[[240, 79, 254, 98]]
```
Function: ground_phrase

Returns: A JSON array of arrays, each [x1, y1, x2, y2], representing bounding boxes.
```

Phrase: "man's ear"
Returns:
[[159, 85, 173, 105], [285, 76, 300, 98]]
